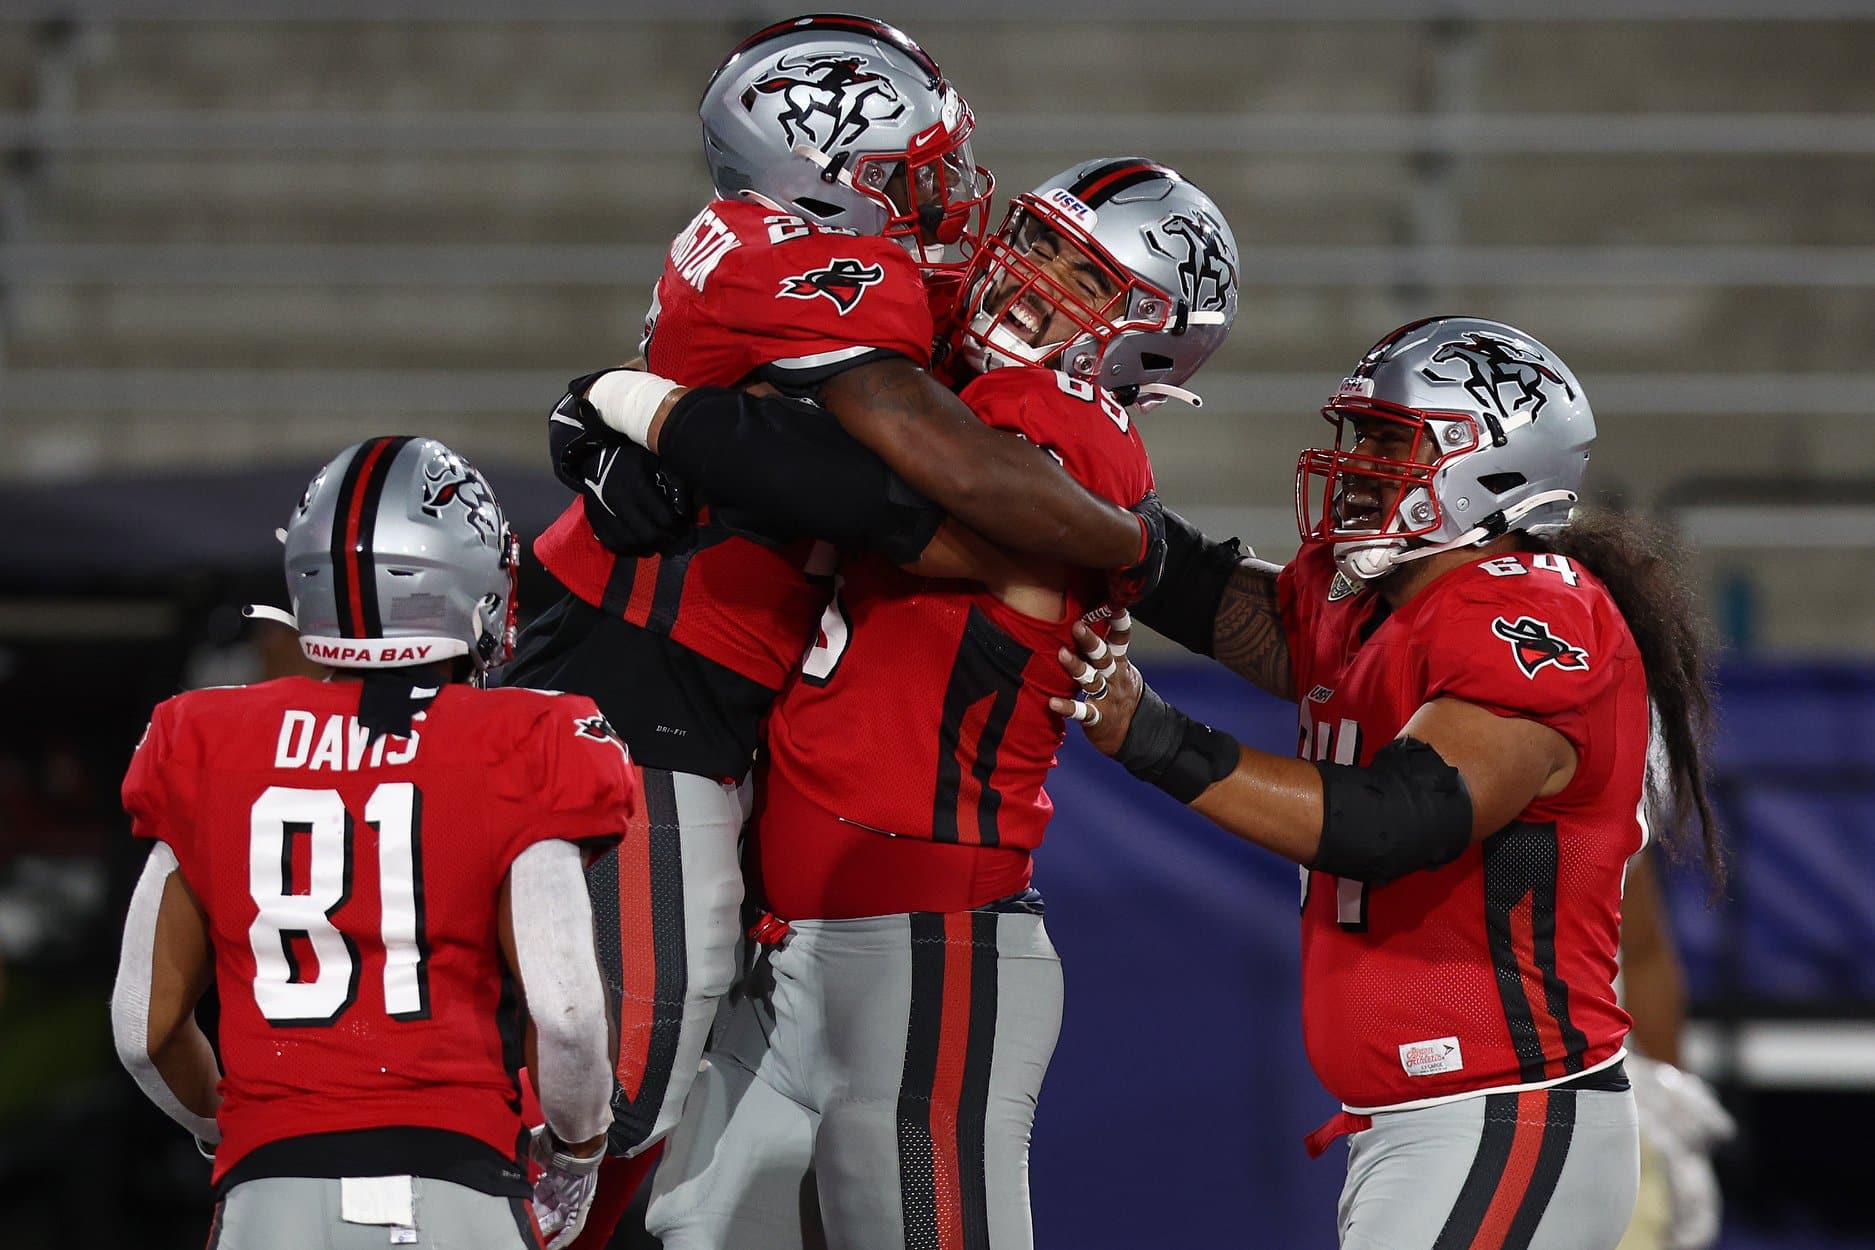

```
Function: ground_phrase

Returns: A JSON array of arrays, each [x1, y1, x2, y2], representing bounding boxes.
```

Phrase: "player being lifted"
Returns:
[[1060, 318, 1722, 1250], [505, 17, 1168, 1241], [111, 438, 634, 1250], [590, 158, 1238, 1250]]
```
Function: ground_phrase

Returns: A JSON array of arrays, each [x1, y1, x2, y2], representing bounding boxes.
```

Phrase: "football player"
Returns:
[[1058, 318, 1723, 1250], [591, 159, 1238, 1250], [506, 17, 1168, 1241], [110, 437, 634, 1250]]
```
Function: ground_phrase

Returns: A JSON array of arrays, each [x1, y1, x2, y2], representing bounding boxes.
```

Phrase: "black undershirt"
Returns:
[[496, 590, 771, 779]]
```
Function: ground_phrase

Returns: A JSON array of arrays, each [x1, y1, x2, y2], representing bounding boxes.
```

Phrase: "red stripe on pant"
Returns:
[[1466, 1090, 1549, 1249], [611, 790, 657, 1102], [926, 911, 978, 1250]]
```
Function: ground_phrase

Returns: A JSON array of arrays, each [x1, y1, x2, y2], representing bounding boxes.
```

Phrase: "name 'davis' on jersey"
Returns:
[[275, 710, 421, 770]]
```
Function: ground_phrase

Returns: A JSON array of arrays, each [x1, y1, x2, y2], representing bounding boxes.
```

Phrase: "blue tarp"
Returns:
[[1666, 663, 1875, 1007]]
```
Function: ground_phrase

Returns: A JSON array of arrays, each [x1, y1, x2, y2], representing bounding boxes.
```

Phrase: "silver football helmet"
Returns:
[[698, 14, 993, 252], [956, 157, 1238, 408], [253, 437, 519, 675], [1295, 317, 1595, 582]]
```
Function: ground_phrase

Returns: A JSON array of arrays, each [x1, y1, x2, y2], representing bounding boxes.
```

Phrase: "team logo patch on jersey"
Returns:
[[1305, 684, 1335, 704], [1327, 571, 1360, 602], [573, 712, 630, 761], [777, 258, 886, 314], [745, 53, 906, 153], [1492, 615, 1590, 678]]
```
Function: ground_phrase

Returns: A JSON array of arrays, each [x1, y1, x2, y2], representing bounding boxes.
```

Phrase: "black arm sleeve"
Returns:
[[1128, 508, 1247, 657], [657, 386, 945, 566], [1311, 738, 1474, 884]]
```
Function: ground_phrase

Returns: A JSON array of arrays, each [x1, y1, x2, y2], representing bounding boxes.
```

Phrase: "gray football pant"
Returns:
[[1339, 1087, 1640, 1250], [585, 767, 747, 1156], [210, 1177, 538, 1250], [646, 909, 1064, 1250]]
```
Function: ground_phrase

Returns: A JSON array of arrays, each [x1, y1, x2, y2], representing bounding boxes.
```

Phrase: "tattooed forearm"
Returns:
[[1212, 559, 1293, 700]]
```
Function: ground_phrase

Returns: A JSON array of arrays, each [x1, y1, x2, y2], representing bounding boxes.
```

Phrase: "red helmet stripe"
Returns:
[[330, 435, 413, 640], [1067, 159, 1177, 208]]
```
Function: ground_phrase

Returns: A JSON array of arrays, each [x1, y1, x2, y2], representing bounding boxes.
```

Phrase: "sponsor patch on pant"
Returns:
[[1398, 1035, 1464, 1077]]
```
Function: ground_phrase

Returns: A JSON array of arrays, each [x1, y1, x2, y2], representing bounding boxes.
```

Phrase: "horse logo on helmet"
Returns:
[[744, 54, 908, 153], [421, 456, 501, 547], [1422, 331, 1577, 427], [1142, 209, 1237, 316]]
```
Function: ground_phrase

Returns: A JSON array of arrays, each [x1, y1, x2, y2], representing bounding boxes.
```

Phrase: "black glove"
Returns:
[[1106, 489, 1168, 607], [548, 386, 695, 556]]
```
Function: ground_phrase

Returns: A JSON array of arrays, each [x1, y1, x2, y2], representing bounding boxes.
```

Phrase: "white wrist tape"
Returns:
[[587, 369, 683, 449]]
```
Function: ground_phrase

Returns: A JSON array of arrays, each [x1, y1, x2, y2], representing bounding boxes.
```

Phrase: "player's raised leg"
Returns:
[[586, 766, 748, 1157]]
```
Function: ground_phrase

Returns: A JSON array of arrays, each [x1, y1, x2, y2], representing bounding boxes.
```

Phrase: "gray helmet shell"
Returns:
[[698, 15, 989, 246], [1298, 316, 1595, 577], [282, 437, 518, 673], [959, 157, 1238, 401]]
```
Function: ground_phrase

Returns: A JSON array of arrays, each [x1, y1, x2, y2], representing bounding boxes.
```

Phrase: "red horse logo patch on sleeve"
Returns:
[[1491, 616, 1590, 678], [777, 259, 886, 314]]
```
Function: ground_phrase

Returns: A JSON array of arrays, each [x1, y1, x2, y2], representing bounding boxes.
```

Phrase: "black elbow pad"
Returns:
[[1129, 508, 1246, 657], [1311, 737, 1473, 884], [659, 386, 943, 562]]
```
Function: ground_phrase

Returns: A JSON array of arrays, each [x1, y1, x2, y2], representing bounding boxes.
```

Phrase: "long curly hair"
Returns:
[[1520, 508, 1724, 883]]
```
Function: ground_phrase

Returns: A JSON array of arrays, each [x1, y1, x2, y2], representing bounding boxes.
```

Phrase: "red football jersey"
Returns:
[[758, 368, 1154, 917], [121, 677, 637, 1183], [1279, 541, 1646, 1111], [534, 196, 935, 691]]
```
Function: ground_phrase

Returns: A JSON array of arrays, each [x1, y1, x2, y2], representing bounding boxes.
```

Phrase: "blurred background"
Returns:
[[1, 1, 1871, 1247]]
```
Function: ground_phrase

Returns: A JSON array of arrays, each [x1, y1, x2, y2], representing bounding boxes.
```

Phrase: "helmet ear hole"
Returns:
[[795, 196, 846, 218], [1478, 471, 1528, 495], [1140, 352, 1175, 373]]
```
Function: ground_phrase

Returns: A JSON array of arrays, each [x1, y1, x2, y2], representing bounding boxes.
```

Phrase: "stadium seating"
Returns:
[[2, 5, 1872, 644]]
